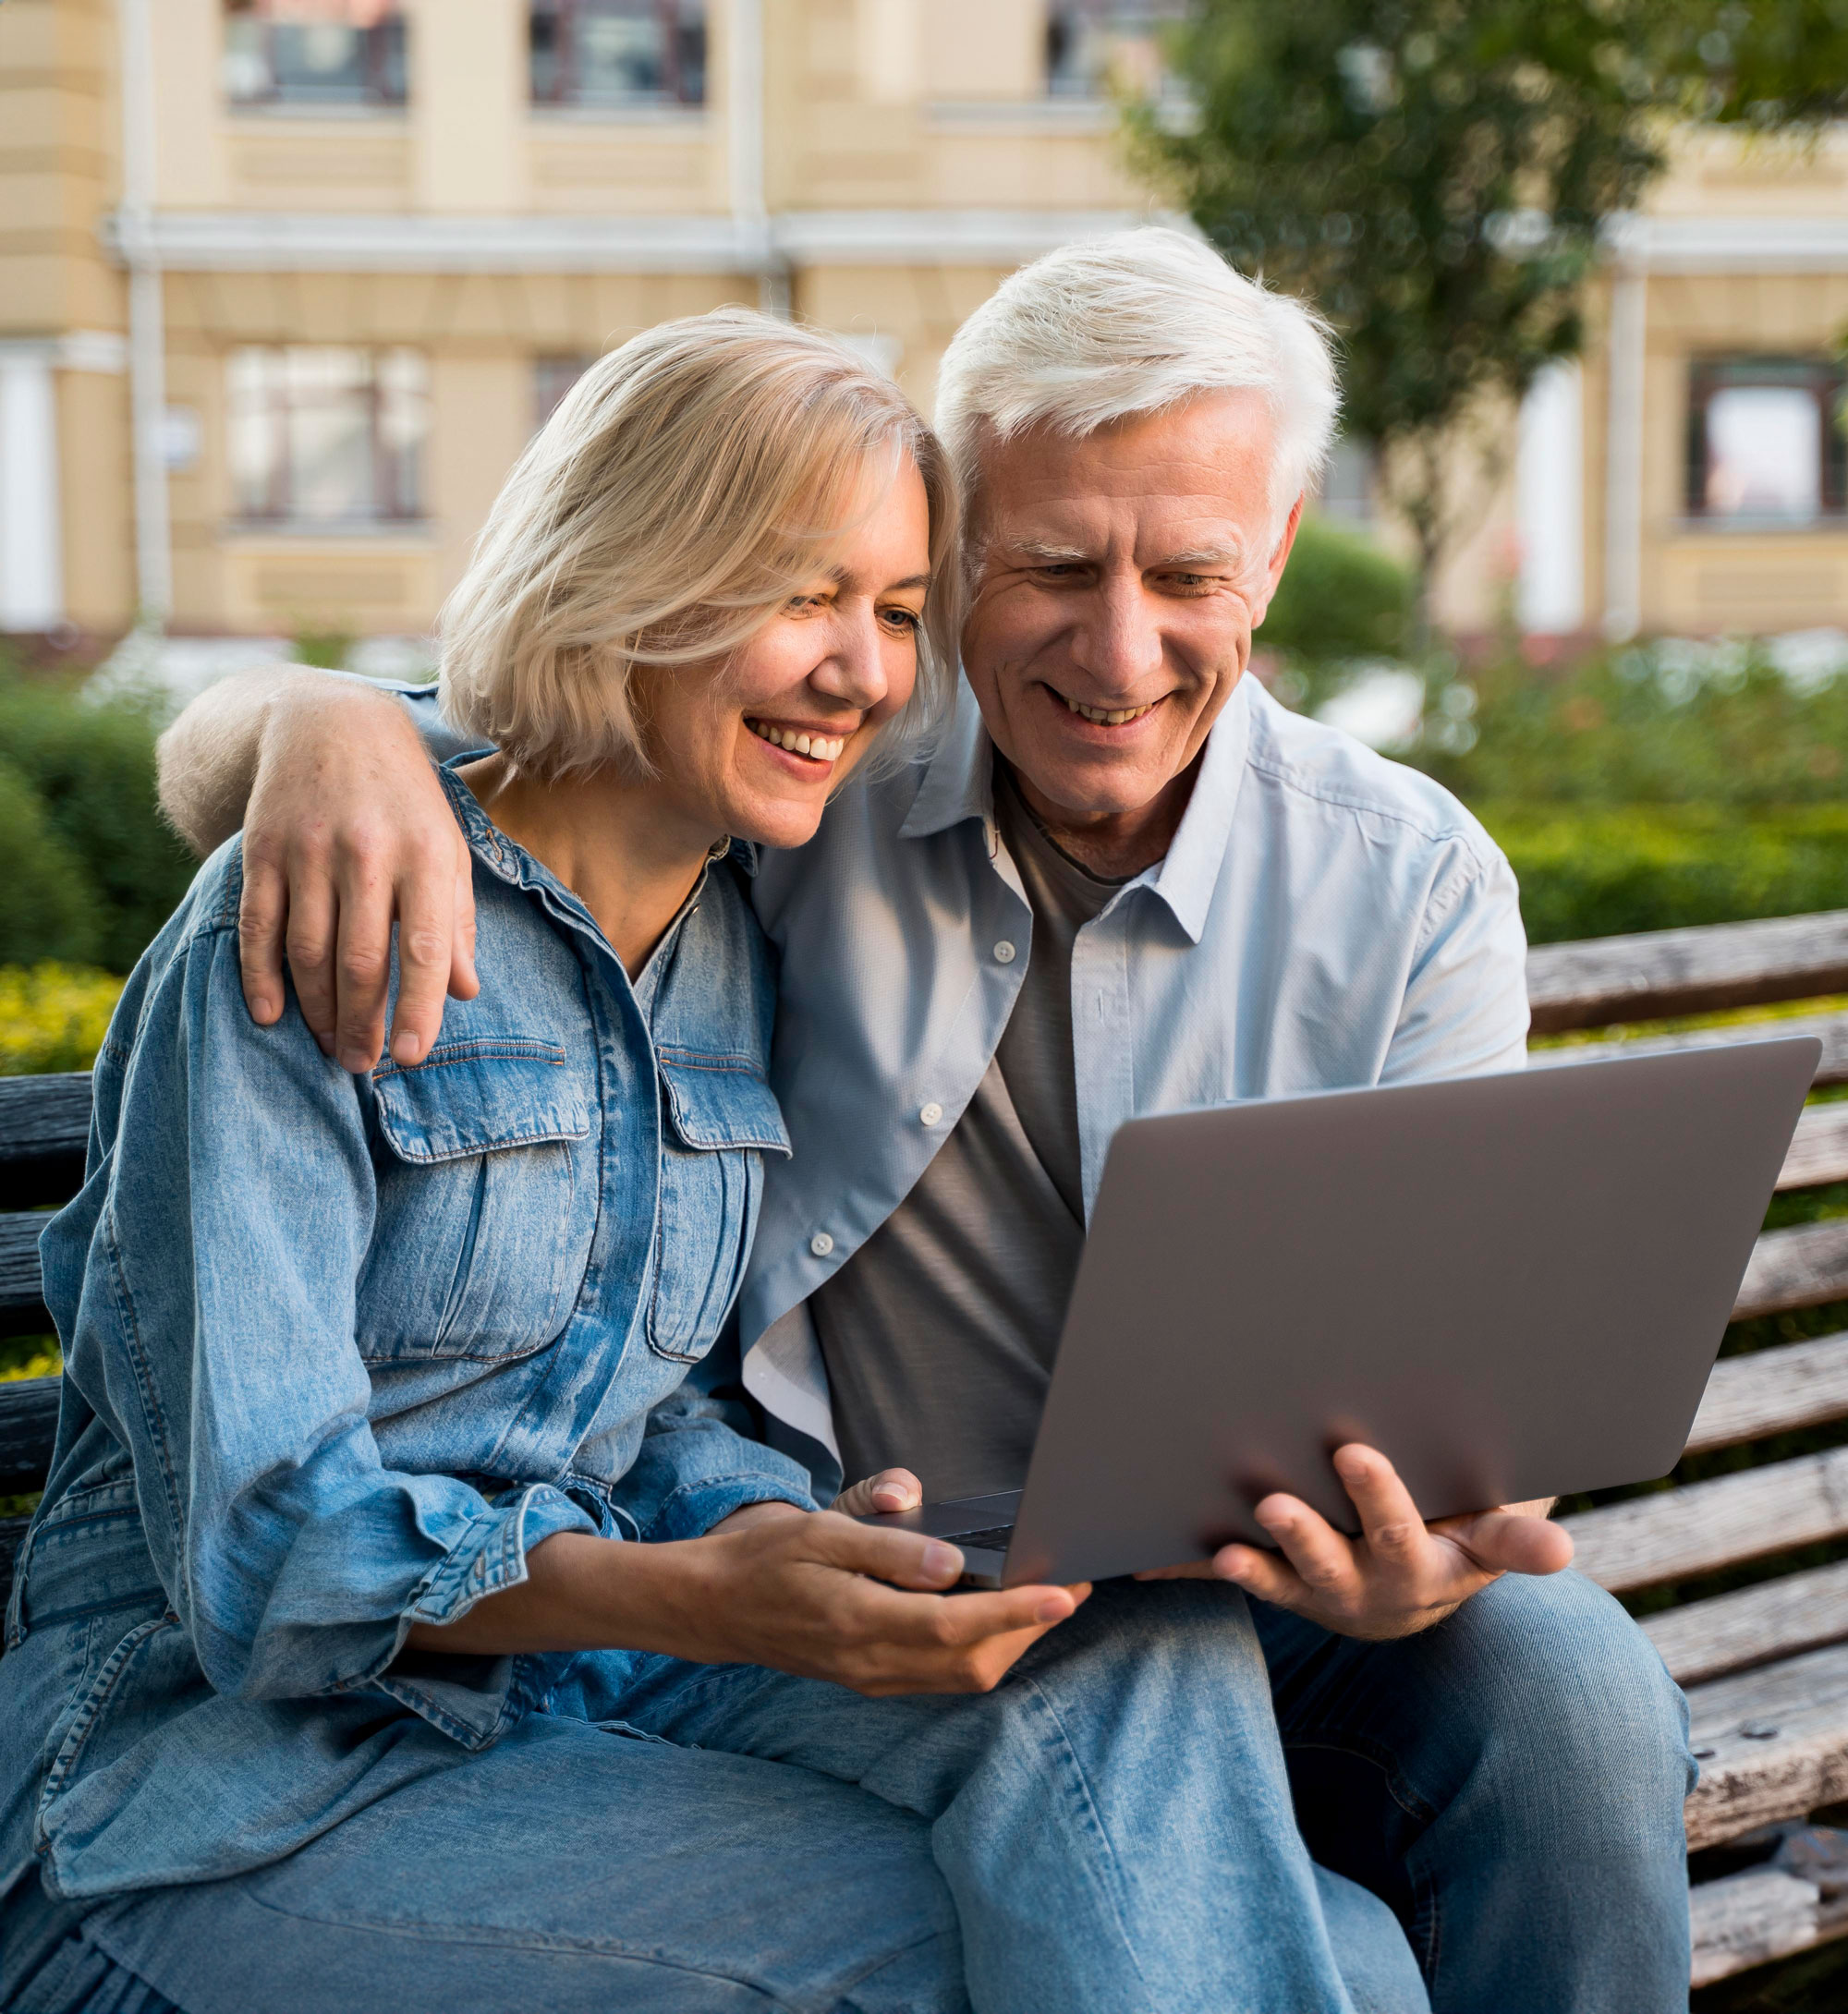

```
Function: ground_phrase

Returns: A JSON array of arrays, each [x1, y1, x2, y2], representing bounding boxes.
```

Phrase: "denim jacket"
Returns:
[[0, 765, 815, 1901]]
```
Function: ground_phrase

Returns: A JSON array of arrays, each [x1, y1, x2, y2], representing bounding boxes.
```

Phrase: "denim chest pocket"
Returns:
[[647, 1048, 789, 1364], [358, 1038, 595, 1361]]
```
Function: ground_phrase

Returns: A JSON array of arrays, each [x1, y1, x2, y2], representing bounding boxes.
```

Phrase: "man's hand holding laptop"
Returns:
[[838, 1451, 1571, 1641]]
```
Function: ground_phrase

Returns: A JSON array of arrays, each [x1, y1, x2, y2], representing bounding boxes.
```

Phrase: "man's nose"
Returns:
[[1070, 583, 1163, 690]]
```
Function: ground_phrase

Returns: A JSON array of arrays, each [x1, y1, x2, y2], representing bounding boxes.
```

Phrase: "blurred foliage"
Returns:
[[1136, 0, 1848, 601], [0, 963, 127, 1075], [1484, 803, 1848, 943], [0, 761, 106, 968], [1412, 640, 1848, 802], [292, 626, 355, 671], [0, 664, 195, 974], [1261, 515, 1416, 677]]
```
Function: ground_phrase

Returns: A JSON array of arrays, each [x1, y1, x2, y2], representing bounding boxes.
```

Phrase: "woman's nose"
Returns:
[[810, 605, 892, 710]]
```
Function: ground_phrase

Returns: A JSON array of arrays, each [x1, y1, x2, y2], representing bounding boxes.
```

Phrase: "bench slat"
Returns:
[[0, 1073, 91, 1212], [0, 1215, 50, 1340], [1735, 1219, 1848, 1325], [1685, 1643, 1848, 1849], [1779, 1106, 1848, 1193], [1644, 1559, 1848, 1685], [1527, 910, 1848, 1036], [1687, 1335, 1848, 1453], [1690, 1865, 1848, 1987], [1562, 1446, 1848, 1593], [0, 1376, 59, 1493], [1531, 1008, 1848, 1087]]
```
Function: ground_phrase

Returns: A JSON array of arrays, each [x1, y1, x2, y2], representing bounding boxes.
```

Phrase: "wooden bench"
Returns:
[[11, 907, 1848, 1988]]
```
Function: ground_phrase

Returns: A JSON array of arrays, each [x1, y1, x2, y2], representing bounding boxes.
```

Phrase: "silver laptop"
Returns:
[[857, 1039, 1818, 1589]]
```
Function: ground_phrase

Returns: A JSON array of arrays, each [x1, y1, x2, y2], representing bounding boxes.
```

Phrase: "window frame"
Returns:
[[529, 0, 708, 111], [1684, 356, 1848, 529], [221, 1, 409, 111], [227, 345, 429, 531]]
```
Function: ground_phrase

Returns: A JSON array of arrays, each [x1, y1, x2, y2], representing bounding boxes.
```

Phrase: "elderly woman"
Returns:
[[0, 313, 1422, 2014]]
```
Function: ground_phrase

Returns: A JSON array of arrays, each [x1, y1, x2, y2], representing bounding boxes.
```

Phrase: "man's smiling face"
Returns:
[[960, 389, 1301, 850]]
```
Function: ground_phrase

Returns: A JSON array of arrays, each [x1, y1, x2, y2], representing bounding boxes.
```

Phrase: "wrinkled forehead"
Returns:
[[968, 391, 1279, 570]]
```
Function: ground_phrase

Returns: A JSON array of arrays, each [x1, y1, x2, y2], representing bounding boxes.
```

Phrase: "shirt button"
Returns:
[[918, 1101, 943, 1126], [993, 940, 1017, 964], [809, 1231, 834, 1258]]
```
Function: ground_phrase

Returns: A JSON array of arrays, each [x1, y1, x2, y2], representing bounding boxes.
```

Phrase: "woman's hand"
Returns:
[[408, 1510, 1088, 1697]]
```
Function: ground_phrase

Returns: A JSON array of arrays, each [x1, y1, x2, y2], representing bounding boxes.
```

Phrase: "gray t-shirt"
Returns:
[[810, 762, 1133, 1499]]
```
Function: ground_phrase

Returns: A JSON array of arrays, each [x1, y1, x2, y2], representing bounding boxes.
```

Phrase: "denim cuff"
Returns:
[[406, 1485, 600, 1626], [640, 1472, 817, 1543]]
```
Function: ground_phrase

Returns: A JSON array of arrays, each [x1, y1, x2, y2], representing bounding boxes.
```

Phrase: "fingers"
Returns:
[[806, 1513, 1078, 1625], [831, 1469, 924, 1517], [1441, 1508, 1575, 1578], [1210, 1541, 1314, 1610], [329, 849, 396, 1075], [237, 842, 290, 1027], [387, 838, 462, 1069], [283, 866, 340, 1054], [448, 834, 480, 1003], [1251, 1491, 1359, 1600], [1331, 1444, 1426, 1566]]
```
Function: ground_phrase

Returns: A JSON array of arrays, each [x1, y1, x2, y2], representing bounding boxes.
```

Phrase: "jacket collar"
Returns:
[[894, 672, 1258, 946]]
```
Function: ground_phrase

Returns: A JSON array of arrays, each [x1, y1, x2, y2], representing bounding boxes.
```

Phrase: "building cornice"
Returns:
[[1604, 212, 1848, 273], [103, 206, 1185, 274]]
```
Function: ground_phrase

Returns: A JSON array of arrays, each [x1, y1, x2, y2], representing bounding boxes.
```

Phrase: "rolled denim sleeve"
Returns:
[[612, 1345, 818, 1541], [49, 867, 595, 1734]]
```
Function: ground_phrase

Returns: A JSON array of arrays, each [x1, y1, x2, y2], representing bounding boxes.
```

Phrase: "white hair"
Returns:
[[934, 227, 1340, 561]]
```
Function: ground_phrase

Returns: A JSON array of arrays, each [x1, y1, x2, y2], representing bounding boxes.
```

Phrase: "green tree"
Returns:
[[1136, 0, 1848, 632]]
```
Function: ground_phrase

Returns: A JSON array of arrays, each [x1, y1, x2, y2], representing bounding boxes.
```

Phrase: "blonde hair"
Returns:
[[936, 228, 1340, 554], [440, 309, 959, 781]]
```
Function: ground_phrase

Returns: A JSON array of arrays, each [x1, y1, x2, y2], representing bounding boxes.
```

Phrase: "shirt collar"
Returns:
[[894, 672, 1258, 945]]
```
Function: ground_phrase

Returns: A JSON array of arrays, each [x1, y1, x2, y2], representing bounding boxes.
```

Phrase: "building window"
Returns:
[[1687, 358, 1848, 526], [1317, 436, 1378, 528], [534, 356, 595, 431], [1045, 1, 1185, 100], [530, 1, 707, 108], [228, 347, 428, 526], [223, 0, 407, 109]]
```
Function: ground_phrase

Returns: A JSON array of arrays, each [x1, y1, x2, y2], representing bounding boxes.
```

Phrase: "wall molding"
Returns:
[[103, 206, 1185, 275]]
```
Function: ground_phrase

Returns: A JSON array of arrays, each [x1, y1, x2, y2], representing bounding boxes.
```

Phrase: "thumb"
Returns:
[[832, 1469, 925, 1517], [1453, 1509, 1574, 1578]]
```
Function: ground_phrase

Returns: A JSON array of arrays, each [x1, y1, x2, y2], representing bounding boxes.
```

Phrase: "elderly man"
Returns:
[[159, 230, 1693, 2012]]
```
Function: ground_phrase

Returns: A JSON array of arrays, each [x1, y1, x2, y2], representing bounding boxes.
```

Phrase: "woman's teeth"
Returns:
[[1064, 695, 1157, 726], [748, 719, 846, 762]]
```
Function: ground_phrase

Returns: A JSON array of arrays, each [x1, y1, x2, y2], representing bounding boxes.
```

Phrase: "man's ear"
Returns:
[[1249, 495, 1306, 629]]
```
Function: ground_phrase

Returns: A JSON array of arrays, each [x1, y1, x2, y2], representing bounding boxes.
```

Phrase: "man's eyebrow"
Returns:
[[1005, 540, 1092, 564], [1158, 544, 1244, 569]]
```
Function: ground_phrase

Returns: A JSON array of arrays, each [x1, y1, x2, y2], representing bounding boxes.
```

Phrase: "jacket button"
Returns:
[[809, 1231, 834, 1257], [993, 940, 1017, 964], [919, 1101, 943, 1126]]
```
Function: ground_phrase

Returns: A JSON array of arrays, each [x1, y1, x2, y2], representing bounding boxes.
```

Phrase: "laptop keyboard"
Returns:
[[943, 1525, 1015, 1552]]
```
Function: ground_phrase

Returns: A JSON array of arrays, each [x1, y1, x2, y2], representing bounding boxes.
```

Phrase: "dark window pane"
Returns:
[[534, 355, 595, 431], [1686, 358, 1848, 525], [530, 1, 706, 106], [223, 4, 407, 108]]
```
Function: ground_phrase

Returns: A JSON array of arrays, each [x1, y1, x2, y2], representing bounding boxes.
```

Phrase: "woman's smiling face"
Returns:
[[638, 452, 934, 852]]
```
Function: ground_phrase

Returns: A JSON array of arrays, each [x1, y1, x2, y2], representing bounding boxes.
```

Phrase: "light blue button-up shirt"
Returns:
[[390, 670, 1529, 1491], [738, 672, 1529, 1485]]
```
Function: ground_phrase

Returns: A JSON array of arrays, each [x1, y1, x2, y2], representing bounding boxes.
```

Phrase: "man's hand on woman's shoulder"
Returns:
[[158, 666, 479, 1075]]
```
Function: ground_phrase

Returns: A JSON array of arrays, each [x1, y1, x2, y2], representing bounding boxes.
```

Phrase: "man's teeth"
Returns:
[[748, 719, 846, 761], [1064, 696, 1157, 726]]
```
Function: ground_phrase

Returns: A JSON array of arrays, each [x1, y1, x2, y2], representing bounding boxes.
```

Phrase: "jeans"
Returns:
[[1, 1573, 1689, 2014]]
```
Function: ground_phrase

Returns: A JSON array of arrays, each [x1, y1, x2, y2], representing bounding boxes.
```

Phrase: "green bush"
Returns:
[[0, 759, 105, 968], [0, 961, 126, 1074], [1479, 804, 1848, 945], [1413, 644, 1848, 808], [0, 672, 195, 973], [1261, 515, 1415, 674]]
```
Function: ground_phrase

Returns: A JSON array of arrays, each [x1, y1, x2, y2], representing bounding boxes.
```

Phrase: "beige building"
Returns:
[[0, 0, 1844, 648]]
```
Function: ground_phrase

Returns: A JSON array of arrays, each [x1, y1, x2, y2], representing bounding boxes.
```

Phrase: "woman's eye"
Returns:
[[881, 607, 922, 633]]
